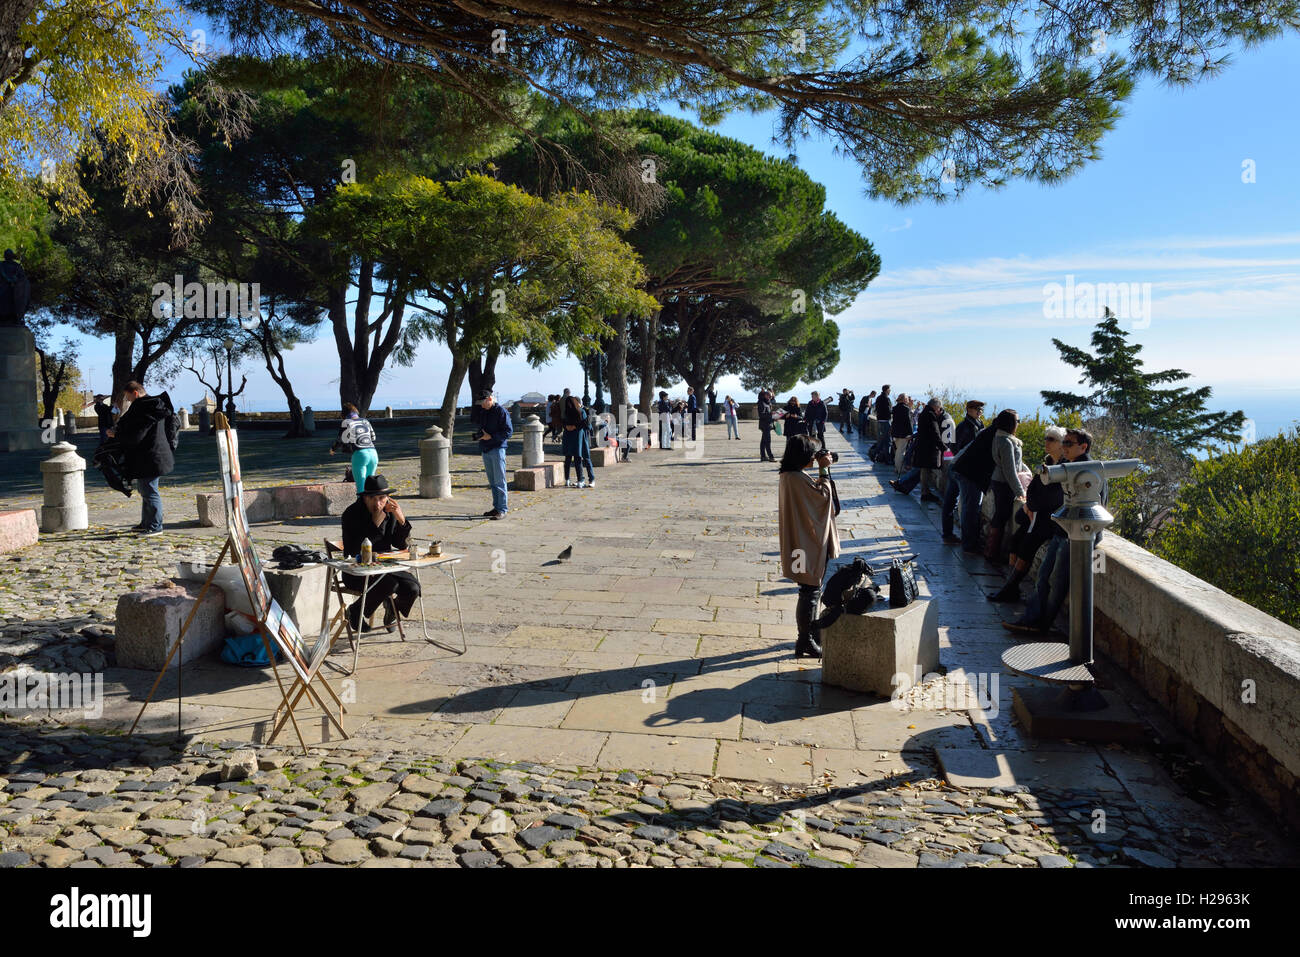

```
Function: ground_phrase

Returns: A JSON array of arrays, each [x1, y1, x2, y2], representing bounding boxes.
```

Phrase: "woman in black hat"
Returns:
[[339, 474, 420, 632]]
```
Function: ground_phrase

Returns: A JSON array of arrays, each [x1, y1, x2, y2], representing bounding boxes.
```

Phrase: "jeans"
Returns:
[[759, 425, 773, 460], [482, 446, 508, 514], [1018, 536, 1070, 628], [725, 415, 739, 439], [351, 448, 379, 495], [895, 466, 939, 496], [138, 476, 162, 531], [952, 472, 983, 551], [562, 427, 594, 482]]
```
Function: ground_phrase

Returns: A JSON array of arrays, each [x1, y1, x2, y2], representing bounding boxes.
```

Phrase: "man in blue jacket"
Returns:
[[685, 387, 698, 440], [475, 389, 513, 519]]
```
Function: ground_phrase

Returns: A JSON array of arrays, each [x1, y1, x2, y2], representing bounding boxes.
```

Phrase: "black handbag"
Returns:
[[889, 555, 920, 608]]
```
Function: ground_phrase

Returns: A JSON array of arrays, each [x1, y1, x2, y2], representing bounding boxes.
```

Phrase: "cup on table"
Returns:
[[429, 541, 442, 557]]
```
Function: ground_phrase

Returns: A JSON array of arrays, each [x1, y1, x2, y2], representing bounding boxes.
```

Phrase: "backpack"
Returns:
[[220, 632, 281, 667]]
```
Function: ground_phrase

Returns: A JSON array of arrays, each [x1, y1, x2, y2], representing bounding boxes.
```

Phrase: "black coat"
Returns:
[[806, 399, 827, 426], [875, 393, 891, 420], [93, 401, 115, 432], [757, 396, 773, 427], [114, 392, 177, 480], [782, 402, 806, 436], [912, 407, 944, 469], [890, 402, 912, 438], [954, 414, 981, 453], [951, 425, 998, 492]]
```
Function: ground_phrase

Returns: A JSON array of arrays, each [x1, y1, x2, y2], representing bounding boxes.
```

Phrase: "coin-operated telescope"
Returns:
[[1001, 458, 1143, 721]]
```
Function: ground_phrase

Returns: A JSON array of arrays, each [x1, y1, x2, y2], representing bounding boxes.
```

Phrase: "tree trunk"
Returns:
[[607, 311, 629, 413], [258, 327, 310, 438], [438, 351, 471, 437], [329, 285, 357, 412], [112, 329, 135, 393], [638, 310, 660, 415]]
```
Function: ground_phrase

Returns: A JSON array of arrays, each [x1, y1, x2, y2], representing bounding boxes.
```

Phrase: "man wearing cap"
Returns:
[[476, 389, 512, 519], [941, 400, 985, 544], [340, 474, 420, 631]]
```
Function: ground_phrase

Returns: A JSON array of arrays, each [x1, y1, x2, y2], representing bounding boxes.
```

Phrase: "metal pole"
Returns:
[[1068, 538, 1093, 665]]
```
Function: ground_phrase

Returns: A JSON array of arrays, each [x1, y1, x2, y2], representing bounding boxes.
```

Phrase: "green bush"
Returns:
[[1152, 428, 1300, 628]]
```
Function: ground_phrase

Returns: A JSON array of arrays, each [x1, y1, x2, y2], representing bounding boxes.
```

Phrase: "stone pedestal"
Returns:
[[265, 563, 332, 632], [63, 409, 77, 436], [0, 325, 43, 451], [179, 408, 191, 430], [115, 579, 228, 670], [821, 599, 940, 698], [521, 414, 544, 468], [419, 424, 452, 498], [40, 441, 88, 531]]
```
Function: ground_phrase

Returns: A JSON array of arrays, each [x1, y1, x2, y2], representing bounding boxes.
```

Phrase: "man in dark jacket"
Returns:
[[757, 390, 775, 462], [108, 381, 177, 535], [92, 394, 115, 444], [940, 400, 985, 542], [890, 398, 944, 500], [871, 385, 893, 459], [837, 389, 855, 436], [475, 389, 513, 519], [684, 387, 698, 440], [857, 391, 874, 440], [340, 474, 419, 631], [890, 394, 913, 474], [946, 421, 1000, 551], [806, 391, 828, 445]]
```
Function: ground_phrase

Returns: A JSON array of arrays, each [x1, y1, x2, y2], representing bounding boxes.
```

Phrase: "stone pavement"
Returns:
[[1, 421, 1297, 867]]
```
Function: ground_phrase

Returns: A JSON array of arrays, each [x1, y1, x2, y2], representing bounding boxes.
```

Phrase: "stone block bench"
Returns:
[[0, 509, 38, 553], [821, 599, 940, 698], [115, 580, 227, 670], [197, 482, 356, 527], [511, 462, 563, 491], [589, 446, 622, 467]]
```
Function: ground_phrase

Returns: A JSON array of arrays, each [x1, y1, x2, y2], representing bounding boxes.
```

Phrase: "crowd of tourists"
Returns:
[[776, 382, 1101, 659]]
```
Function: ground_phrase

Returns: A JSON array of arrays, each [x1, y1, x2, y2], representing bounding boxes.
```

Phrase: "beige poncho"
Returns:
[[778, 470, 841, 587]]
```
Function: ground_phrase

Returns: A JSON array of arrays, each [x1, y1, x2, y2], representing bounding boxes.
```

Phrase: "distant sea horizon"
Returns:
[[226, 385, 1300, 446]]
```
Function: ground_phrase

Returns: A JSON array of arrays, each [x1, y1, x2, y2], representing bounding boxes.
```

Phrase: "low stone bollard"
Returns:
[[199, 407, 211, 434], [521, 414, 544, 468], [821, 599, 940, 698], [115, 579, 227, 670], [40, 441, 88, 532], [419, 424, 452, 498], [303, 407, 315, 432], [0, 509, 39, 553], [385, 405, 394, 418], [179, 408, 191, 430], [63, 409, 77, 436]]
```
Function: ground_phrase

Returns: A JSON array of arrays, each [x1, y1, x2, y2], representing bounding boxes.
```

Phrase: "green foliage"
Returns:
[[1041, 312, 1245, 452], [1153, 429, 1300, 628]]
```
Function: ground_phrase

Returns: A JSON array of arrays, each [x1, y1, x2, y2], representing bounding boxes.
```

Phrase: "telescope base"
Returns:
[[1012, 686, 1147, 744]]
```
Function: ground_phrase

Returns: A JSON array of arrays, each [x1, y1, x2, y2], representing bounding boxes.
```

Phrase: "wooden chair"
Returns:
[[323, 539, 407, 673]]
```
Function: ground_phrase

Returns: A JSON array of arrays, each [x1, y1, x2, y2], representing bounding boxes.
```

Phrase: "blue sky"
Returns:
[[56, 23, 1300, 426]]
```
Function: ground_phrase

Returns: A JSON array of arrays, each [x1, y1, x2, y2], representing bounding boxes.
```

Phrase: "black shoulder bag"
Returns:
[[889, 554, 920, 608]]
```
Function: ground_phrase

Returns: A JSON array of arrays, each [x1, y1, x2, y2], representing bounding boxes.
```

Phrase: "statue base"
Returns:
[[0, 325, 44, 452]]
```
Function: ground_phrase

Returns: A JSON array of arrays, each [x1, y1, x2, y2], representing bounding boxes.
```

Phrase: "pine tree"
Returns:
[[1041, 309, 1245, 453]]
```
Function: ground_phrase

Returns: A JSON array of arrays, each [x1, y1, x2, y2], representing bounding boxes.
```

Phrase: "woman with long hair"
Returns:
[[778, 435, 841, 658], [782, 396, 806, 437], [329, 402, 379, 495], [562, 394, 596, 488]]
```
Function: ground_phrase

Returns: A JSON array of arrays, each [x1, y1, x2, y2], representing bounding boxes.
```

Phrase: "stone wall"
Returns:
[[988, 501, 1300, 830]]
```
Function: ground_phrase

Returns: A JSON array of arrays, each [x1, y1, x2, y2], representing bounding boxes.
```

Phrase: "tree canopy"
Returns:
[[193, 0, 1300, 201]]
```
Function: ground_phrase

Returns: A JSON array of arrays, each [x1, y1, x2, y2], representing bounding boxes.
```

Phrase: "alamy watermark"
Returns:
[[1, 671, 103, 719], [151, 275, 260, 327], [1043, 275, 1152, 329]]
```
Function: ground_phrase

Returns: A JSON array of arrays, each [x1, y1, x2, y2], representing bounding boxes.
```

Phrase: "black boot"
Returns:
[[794, 583, 824, 658], [794, 634, 823, 658], [988, 564, 1028, 602]]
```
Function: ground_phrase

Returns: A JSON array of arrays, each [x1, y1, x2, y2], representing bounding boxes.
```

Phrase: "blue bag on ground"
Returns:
[[220, 632, 280, 667]]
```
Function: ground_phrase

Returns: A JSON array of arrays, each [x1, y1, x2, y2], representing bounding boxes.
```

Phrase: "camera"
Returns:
[[819, 449, 838, 463]]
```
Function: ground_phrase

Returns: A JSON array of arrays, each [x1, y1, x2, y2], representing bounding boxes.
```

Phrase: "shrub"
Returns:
[[1152, 428, 1300, 628]]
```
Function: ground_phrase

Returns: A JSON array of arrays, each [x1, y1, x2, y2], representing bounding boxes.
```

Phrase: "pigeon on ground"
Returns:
[[556, 545, 573, 562]]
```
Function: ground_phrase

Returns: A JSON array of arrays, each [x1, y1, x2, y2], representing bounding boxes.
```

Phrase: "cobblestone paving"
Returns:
[[2, 732, 1287, 868]]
